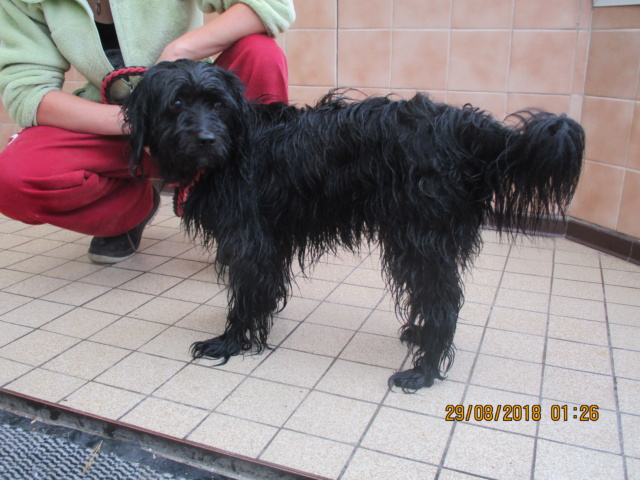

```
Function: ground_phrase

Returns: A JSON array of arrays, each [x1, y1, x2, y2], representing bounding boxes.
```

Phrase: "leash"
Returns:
[[100, 66, 148, 105]]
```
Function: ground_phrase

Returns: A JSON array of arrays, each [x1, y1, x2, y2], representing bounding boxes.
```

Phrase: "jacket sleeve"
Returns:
[[0, 0, 69, 128], [198, 0, 295, 37]]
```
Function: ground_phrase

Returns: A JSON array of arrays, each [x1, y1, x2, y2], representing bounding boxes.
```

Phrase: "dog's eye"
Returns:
[[171, 99, 183, 111], [213, 102, 222, 110]]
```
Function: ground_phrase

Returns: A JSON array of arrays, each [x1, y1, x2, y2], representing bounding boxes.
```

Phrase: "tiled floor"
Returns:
[[0, 193, 639, 480]]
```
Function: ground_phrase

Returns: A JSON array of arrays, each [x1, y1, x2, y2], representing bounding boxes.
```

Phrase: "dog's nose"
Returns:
[[197, 132, 216, 147]]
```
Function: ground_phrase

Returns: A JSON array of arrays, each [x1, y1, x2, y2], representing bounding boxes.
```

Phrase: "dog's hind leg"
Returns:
[[382, 237, 463, 392]]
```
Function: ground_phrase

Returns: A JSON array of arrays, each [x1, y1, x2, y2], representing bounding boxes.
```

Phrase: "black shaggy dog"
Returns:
[[123, 59, 584, 392]]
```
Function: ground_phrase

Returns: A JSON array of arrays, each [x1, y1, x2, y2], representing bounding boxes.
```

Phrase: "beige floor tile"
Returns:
[[602, 268, 640, 289], [44, 260, 104, 281], [274, 296, 319, 321], [0, 251, 32, 269], [495, 288, 550, 313], [148, 258, 209, 278], [554, 250, 601, 268], [154, 364, 243, 410], [548, 315, 609, 345], [600, 255, 640, 272], [260, 429, 353, 479], [480, 328, 545, 363], [534, 440, 625, 480], [161, 279, 219, 304], [621, 413, 640, 458], [121, 397, 207, 439], [95, 352, 184, 394], [285, 391, 377, 443], [463, 283, 497, 305], [546, 338, 612, 375], [326, 283, 386, 309], [315, 359, 394, 404], [80, 266, 143, 288], [41, 308, 119, 339], [3, 275, 70, 298], [63, 382, 144, 420], [617, 378, 640, 415], [501, 271, 551, 294], [538, 399, 620, 453], [359, 310, 403, 337], [550, 295, 606, 322], [140, 240, 193, 258], [361, 407, 452, 464], [344, 267, 386, 289], [83, 288, 155, 315], [607, 303, 640, 327], [454, 323, 484, 353], [0, 321, 31, 348], [44, 341, 129, 380], [505, 256, 553, 277], [0, 329, 78, 366], [613, 348, 640, 380], [305, 261, 354, 282], [444, 423, 534, 480], [464, 266, 503, 287], [282, 322, 354, 357], [605, 284, 640, 307], [188, 412, 278, 458], [446, 349, 475, 384], [89, 317, 167, 350], [44, 243, 89, 261], [291, 277, 339, 301], [473, 253, 507, 271], [119, 272, 183, 296], [10, 238, 66, 255], [0, 357, 32, 385], [5, 368, 85, 403], [340, 331, 408, 369], [0, 269, 32, 290], [542, 366, 616, 410], [174, 304, 228, 334], [385, 379, 466, 419], [267, 318, 299, 346], [0, 299, 74, 328], [0, 291, 31, 315], [41, 281, 112, 306], [609, 323, 640, 351], [139, 326, 218, 362], [127, 296, 198, 325], [458, 302, 491, 327], [552, 278, 605, 301], [252, 348, 333, 388], [0, 234, 30, 250], [553, 263, 602, 283], [7, 255, 68, 274], [216, 377, 308, 426], [471, 354, 542, 395], [461, 385, 540, 436], [342, 448, 437, 480], [305, 302, 371, 330], [114, 252, 171, 272]]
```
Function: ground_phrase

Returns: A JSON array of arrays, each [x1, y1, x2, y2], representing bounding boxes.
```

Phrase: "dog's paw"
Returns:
[[388, 367, 436, 393], [190, 334, 242, 365]]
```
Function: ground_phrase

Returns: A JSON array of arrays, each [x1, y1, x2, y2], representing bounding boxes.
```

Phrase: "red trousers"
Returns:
[[0, 34, 288, 237]]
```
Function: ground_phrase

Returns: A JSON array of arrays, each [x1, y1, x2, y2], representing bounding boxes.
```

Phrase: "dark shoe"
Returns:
[[88, 189, 161, 264]]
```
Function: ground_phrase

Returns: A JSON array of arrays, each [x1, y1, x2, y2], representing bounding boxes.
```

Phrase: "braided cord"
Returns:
[[100, 66, 148, 104]]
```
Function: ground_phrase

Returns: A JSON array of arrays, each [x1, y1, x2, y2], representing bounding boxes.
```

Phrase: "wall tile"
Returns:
[[582, 96, 635, 166], [391, 31, 449, 90], [572, 30, 590, 95], [592, 5, 640, 29], [509, 31, 576, 95], [570, 160, 624, 230], [618, 170, 640, 237], [628, 103, 640, 171], [514, 0, 581, 29], [338, 0, 392, 29], [585, 31, 640, 100], [291, 0, 336, 29], [286, 30, 336, 86], [451, 0, 514, 29], [393, 0, 452, 29], [507, 94, 571, 116], [449, 31, 511, 92], [338, 30, 391, 88]]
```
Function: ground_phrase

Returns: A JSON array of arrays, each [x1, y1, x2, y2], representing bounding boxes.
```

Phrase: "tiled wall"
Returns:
[[0, 0, 638, 241]]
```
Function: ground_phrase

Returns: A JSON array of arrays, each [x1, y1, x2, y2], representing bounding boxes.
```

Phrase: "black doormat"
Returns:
[[0, 408, 228, 480]]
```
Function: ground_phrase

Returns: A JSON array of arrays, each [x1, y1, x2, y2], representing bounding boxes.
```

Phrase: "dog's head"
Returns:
[[122, 59, 248, 184]]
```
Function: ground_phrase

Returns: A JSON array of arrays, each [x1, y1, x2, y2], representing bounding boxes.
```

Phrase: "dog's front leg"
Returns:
[[190, 236, 289, 365]]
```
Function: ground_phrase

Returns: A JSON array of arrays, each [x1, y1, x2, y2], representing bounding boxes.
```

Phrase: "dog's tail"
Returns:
[[485, 111, 585, 235]]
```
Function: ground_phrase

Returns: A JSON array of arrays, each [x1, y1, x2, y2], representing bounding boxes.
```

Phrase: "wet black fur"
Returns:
[[123, 59, 584, 392]]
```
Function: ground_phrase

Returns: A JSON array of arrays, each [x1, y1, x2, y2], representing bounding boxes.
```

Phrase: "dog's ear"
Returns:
[[204, 63, 249, 107]]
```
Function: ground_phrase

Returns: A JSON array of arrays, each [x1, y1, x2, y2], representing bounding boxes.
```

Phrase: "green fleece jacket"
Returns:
[[0, 0, 295, 128]]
